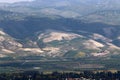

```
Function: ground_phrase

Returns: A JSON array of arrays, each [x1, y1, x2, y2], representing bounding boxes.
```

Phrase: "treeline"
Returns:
[[0, 70, 120, 80]]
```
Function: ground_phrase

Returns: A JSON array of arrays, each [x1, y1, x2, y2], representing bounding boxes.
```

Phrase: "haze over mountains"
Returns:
[[0, 0, 120, 59], [0, 0, 33, 3]]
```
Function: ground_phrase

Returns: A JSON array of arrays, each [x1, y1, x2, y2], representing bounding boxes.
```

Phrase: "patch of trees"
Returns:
[[0, 70, 120, 80]]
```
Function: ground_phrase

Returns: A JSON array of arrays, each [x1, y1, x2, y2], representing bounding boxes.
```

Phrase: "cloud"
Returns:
[[0, 0, 34, 3]]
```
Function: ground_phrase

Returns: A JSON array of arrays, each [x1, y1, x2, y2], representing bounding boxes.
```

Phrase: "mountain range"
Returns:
[[0, 0, 120, 59]]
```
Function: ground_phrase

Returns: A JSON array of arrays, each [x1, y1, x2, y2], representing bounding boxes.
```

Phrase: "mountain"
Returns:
[[35, 30, 120, 57], [81, 10, 120, 25], [0, 10, 119, 58], [0, 0, 120, 25], [0, 30, 22, 57], [0, 26, 120, 58], [1, 0, 120, 15], [0, 0, 120, 59]]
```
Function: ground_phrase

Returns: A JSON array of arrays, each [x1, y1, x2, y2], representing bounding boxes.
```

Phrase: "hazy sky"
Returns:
[[0, 0, 34, 3]]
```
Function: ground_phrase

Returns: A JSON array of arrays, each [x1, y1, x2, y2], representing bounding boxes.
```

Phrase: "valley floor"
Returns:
[[0, 56, 120, 73]]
